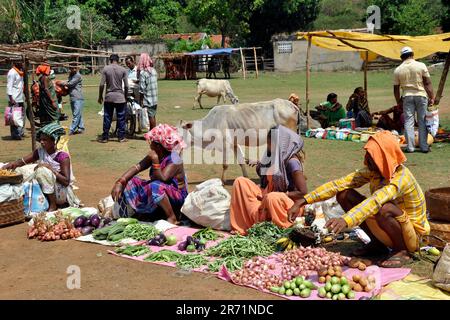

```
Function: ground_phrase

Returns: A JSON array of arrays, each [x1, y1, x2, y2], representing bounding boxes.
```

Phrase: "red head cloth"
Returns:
[[138, 53, 153, 73], [364, 131, 406, 181], [36, 64, 51, 76], [144, 124, 186, 153]]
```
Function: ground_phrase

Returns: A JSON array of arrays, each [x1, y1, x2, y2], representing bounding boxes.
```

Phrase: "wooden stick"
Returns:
[[23, 57, 36, 152], [240, 47, 246, 80], [435, 49, 450, 105], [306, 36, 312, 130], [364, 51, 368, 100], [253, 47, 259, 78]]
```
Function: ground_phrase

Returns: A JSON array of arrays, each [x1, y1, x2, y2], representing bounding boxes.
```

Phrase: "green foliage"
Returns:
[[441, 0, 450, 32], [247, 0, 321, 54], [166, 37, 218, 53], [313, 0, 367, 30], [368, 0, 443, 35]]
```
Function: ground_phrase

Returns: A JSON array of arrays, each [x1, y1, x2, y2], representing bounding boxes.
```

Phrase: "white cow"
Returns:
[[194, 78, 239, 109], [180, 99, 321, 181]]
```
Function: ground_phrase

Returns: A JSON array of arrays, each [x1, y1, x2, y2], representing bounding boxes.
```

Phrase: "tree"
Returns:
[[441, 0, 450, 32], [368, 0, 443, 35], [247, 0, 321, 55], [313, 0, 367, 30], [185, 0, 255, 47], [141, 0, 183, 40]]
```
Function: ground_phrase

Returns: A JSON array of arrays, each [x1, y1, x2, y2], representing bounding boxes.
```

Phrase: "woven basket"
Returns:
[[0, 197, 25, 227], [0, 174, 23, 185], [426, 187, 450, 222], [427, 220, 450, 249]]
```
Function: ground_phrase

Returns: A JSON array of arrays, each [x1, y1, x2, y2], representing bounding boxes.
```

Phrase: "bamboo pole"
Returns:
[[364, 51, 368, 100], [240, 47, 246, 79], [253, 47, 259, 78], [435, 49, 450, 105], [306, 36, 312, 130], [23, 57, 36, 152]]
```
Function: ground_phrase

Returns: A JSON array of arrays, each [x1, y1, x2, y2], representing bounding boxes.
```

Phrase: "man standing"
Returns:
[[394, 47, 435, 153], [6, 61, 24, 140], [125, 56, 139, 100], [138, 53, 158, 130], [66, 63, 85, 135], [98, 54, 128, 143]]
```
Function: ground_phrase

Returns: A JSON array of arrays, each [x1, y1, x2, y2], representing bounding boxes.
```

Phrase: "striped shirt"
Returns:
[[139, 68, 158, 107], [304, 165, 429, 235]]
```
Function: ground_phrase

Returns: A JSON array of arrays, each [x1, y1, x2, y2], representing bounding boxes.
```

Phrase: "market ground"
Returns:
[[0, 71, 448, 299]]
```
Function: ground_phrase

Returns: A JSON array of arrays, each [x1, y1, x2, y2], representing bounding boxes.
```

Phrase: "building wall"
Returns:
[[274, 40, 364, 72], [97, 41, 167, 73]]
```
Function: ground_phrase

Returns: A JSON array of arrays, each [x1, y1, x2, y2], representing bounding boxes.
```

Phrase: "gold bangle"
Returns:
[[21, 158, 26, 165]]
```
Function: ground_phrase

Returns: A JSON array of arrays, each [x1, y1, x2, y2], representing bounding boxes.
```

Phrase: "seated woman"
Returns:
[[311, 93, 346, 128], [111, 124, 188, 224], [288, 131, 429, 268], [2, 123, 80, 211], [373, 103, 404, 133], [346, 87, 372, 128], [230, 125, 308, 234]]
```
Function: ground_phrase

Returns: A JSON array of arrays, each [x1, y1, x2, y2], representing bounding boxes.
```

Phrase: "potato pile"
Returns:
[[348, 259, 368, 271], [317, 265, 344, 283], [349, 274, 376, 293]]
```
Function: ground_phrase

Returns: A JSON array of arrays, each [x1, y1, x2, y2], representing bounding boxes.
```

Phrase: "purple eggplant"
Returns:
[[90, 214, 101, 228], [186, 236, 194, 245], [74, 216, 87, 228], [178, 241, 188, 251], [148, 238, 159, 246], [84, 219, 91, 227], [81, 226, 94, 236]]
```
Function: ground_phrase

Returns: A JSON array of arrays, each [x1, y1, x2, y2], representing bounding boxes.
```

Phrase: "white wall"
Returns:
[[274, 40, 364, 72]]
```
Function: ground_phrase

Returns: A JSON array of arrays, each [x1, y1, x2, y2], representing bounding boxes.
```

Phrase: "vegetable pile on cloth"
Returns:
[[218, 252, 411, 300]]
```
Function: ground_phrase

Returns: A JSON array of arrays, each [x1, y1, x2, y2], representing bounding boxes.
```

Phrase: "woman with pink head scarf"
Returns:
[[138, 53, 158, 129], [111, 124, 188, 225]]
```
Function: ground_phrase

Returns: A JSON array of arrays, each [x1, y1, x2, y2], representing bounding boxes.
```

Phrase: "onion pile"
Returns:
[[229, 246, 351, 291], [230, 256, 280, 290], [27, 211, 81, 241], [279, 247, 350, 280]]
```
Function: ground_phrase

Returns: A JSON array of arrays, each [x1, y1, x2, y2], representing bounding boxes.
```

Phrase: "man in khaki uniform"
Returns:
[[393, 47, 434, 153]]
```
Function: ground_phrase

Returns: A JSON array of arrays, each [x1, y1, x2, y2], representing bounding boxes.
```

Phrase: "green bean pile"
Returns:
[[247, 221, 285, 244], [207, 256, 245, 273], [115, 245, 150, 257], [205, 235, 276, 258], [192, 227, 223, 241], [176, 254, 208, 270], [144, 250, 182, 262], [122, 223, 159, 241]]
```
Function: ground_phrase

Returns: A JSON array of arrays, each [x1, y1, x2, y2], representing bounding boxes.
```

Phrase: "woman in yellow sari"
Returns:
[[230, 125, 308, 234]]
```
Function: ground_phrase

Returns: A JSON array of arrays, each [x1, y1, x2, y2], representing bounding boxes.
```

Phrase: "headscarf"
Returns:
[[137, 53, 153, 73], [364, 131, 406, 181], [144, 124, 186, 153], [37, 123, 66, 142], [258, 125, 304, 192], [36, 63, 51, 76], [13, 66, 24, 77]]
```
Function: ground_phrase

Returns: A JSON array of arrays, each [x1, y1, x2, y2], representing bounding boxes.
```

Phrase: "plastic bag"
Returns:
[[432, 244, 450, 292], [4, 106, 23, 126], [23, 180, 49, 216], [140, 108, 149, 131], [426, 108, 439, 137], [181, 179, 231, 231]]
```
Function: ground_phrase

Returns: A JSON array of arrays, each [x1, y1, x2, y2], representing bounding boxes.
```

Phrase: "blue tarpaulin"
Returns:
[[186, 48, 238, 56]]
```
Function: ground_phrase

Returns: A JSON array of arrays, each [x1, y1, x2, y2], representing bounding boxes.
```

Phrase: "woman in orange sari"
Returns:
[[230, 125, 308, 234]]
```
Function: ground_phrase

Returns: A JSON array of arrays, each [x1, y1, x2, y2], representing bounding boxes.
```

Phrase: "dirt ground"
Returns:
[[0, 159, 285, 300]]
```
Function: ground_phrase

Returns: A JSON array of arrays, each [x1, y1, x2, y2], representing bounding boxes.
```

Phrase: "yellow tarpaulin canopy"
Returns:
[[297, 31, 450, 60]]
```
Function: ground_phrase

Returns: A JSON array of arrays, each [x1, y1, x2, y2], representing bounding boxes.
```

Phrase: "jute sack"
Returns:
[[432, 244, 450, 292]]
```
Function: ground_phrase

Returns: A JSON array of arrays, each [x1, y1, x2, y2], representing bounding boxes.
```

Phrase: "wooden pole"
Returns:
[[23, 57, 36, 152], [306, 36, 312, 130], [364, 51, 368, 100], [253, 47, 259, 78], [240, 47, 246, 79], [435, 49, 450, 105]]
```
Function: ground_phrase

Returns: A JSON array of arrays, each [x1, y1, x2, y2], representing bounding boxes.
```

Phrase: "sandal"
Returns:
[[378, 252, 412, 268]]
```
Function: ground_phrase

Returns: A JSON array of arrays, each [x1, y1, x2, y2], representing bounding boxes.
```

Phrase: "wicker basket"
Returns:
[[0, 174, 23, 185], [427, 220, 450, 249], [426, 187, 450, 222], [0, 197, 25, 227]]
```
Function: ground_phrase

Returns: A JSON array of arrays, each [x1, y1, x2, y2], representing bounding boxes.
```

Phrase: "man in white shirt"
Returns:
[[125, 56, 139, 100], [393, 47, 435, 153], [6, 61, 25, 140]]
